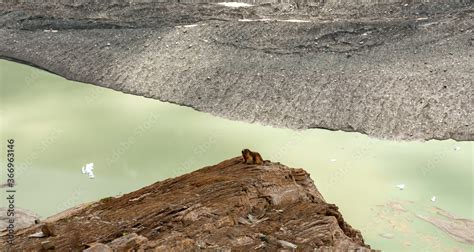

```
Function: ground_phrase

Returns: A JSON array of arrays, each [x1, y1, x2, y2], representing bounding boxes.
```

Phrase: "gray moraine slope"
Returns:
[[1, 0, 472, 140]]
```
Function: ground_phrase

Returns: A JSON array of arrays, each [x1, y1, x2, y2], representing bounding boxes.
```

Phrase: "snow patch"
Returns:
[[217, 2, 253, 8], [238, 18, 311, 23], [238, 18, 271, 22], [281, 19, 310, 23]]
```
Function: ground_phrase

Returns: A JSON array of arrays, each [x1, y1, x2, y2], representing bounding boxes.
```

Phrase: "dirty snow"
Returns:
[[217, 2, 253, 8]]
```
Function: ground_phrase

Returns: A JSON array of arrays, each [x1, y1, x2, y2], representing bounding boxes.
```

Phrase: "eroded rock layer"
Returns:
[[1, 157, 372, 251]]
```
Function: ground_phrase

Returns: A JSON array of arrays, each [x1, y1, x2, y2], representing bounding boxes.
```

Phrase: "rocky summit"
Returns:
[[1, 157, 372, 251]]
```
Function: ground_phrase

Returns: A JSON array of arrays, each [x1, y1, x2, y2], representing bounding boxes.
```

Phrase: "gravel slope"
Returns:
[[1, 0, 472, 140]]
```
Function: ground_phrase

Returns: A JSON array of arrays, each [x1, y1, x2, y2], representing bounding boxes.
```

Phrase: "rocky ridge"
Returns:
[[1, 157, 372, 251]]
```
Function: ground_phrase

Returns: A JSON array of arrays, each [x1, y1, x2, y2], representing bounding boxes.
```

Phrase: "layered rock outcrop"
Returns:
[[1, 157, 372, 251]]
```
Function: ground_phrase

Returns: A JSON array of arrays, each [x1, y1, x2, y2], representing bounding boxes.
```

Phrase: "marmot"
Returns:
[[241, 149, 264, 165]]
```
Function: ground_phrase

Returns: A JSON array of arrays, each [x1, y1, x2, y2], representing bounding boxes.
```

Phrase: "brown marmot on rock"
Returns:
[[241, 149, 264, 165]]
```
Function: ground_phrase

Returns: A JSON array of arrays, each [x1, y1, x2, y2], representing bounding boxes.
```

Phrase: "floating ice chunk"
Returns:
[[217, 2, 253, 8], [81, 163, 92, 174], [454, 146, 461, 151], [81, 163, 95, 179], [431, 196, 436, 202], [330, 159, 337, 162], [379, 233, 395, 239], [396, 184, 405, 190]]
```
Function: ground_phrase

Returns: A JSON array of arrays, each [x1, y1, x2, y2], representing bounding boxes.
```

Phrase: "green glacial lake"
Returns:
[[0, 59, 472, 251]]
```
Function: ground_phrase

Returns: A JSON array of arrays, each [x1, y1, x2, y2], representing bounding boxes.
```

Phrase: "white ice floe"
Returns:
[[431, 196, 437, 202], [217, 2, 253, 8], [81, 163, 95, 179], [454, 146, 461, 151], [396, 184, 405, 190], [379, 233, 395, 239], [330, 159, 337, 162]]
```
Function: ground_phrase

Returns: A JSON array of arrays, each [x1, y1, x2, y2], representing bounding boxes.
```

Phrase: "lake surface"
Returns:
[[0, 59, 472, 251]]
